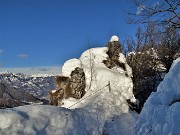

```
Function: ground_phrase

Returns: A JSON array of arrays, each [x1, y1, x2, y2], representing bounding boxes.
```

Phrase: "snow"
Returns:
[[0, 105, 138, 135], [62, 58, 82, 77], [0, 105, 88, 135], [0, 44, 138, 135], [51, 90, 57, 93], [135, 57, 180, 135], [60, 46, 137, 134], [109, 35, 119, 42]]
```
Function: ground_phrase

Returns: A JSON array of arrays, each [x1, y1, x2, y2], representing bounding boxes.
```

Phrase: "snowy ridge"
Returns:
[[135, 57, 180, 135], [0, 72, 56, 98]]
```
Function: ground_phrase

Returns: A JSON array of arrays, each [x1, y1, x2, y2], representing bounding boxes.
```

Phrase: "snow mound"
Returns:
[[0, 104, 138, 135], [62, 58, 82, 77], [61, 46, 137, 134], [135, 57, 180, 135], [109, 35, 119, 42], [0, 105, 88, 135]]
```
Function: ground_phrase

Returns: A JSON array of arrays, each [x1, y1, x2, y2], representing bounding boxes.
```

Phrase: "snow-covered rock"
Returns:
[[109, 35, 119, 42], [61, 45, 137, 134], [135, 57, 180, 135], [62, 58, 82, 77]]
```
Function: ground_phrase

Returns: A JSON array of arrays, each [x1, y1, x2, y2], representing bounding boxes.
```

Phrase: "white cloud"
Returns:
[[17, 54, 28, 59]]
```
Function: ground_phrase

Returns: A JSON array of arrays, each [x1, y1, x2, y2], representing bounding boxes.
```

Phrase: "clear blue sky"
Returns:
[[0, 0, 138, 68]]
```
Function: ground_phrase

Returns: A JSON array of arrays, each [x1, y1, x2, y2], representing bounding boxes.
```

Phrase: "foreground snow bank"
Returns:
[[0, 105, 138, 135], [135, 57, 180, 135], [0, 105, 88, 135]]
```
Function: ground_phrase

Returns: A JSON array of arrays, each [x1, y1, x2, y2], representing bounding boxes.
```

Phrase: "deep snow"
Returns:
[[135, 57, 180, 135]]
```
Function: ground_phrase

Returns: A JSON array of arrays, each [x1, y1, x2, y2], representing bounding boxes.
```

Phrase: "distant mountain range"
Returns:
[[0, 72, 56, 108]]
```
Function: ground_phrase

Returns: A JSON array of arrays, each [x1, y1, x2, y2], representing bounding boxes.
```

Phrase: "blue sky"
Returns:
[[0, 0, 138, 69]]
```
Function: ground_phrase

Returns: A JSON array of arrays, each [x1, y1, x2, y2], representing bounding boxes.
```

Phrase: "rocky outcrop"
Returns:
[[70, 67, 86, 99], [49, 67, 86, 106], [103, 36, 125, 70]]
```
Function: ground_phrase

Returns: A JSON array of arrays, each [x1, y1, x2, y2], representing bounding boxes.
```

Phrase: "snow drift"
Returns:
[[135, 57, 180, 135]]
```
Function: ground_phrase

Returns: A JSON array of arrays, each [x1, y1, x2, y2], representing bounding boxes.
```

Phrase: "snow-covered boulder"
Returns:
[[62, 58, 82, 77], [61, 37, 137, 134], [135, 57, 180, 135]]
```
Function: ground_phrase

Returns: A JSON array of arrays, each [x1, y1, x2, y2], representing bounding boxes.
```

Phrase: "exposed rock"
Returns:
[[48, 67, 86, 106], [48, 89, 64, 106], [103, 40, 125, 71], [70, 67, 86, 99]]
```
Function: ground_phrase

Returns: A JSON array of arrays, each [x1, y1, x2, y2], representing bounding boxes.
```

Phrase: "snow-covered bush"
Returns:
[[127, 47, 165, 110]]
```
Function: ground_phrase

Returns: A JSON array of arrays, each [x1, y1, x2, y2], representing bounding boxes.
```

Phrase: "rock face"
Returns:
[[103, 40, 125, 70], [49, 67, 86, 106], [48, 89, 64, 106], [70, 67, 86, 99]]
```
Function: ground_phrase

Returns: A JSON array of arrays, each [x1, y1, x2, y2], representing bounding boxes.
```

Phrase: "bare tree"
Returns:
[[157, 27, 180, 71], [85, 36, 95, 90], [127, 0, 180, 29]]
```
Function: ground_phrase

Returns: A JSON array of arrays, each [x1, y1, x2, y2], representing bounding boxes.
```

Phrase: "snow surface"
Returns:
[[135, 57, 180, 135], [0, 45, 138, 135], [61, 46, 137, 134], [109, 35, 119, 42], [0, 105, 138, 135]]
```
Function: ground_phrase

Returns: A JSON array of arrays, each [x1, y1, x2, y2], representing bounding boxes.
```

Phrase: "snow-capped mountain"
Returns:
[[0, 81, 40, 108], [0, 72, 56, 98]]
